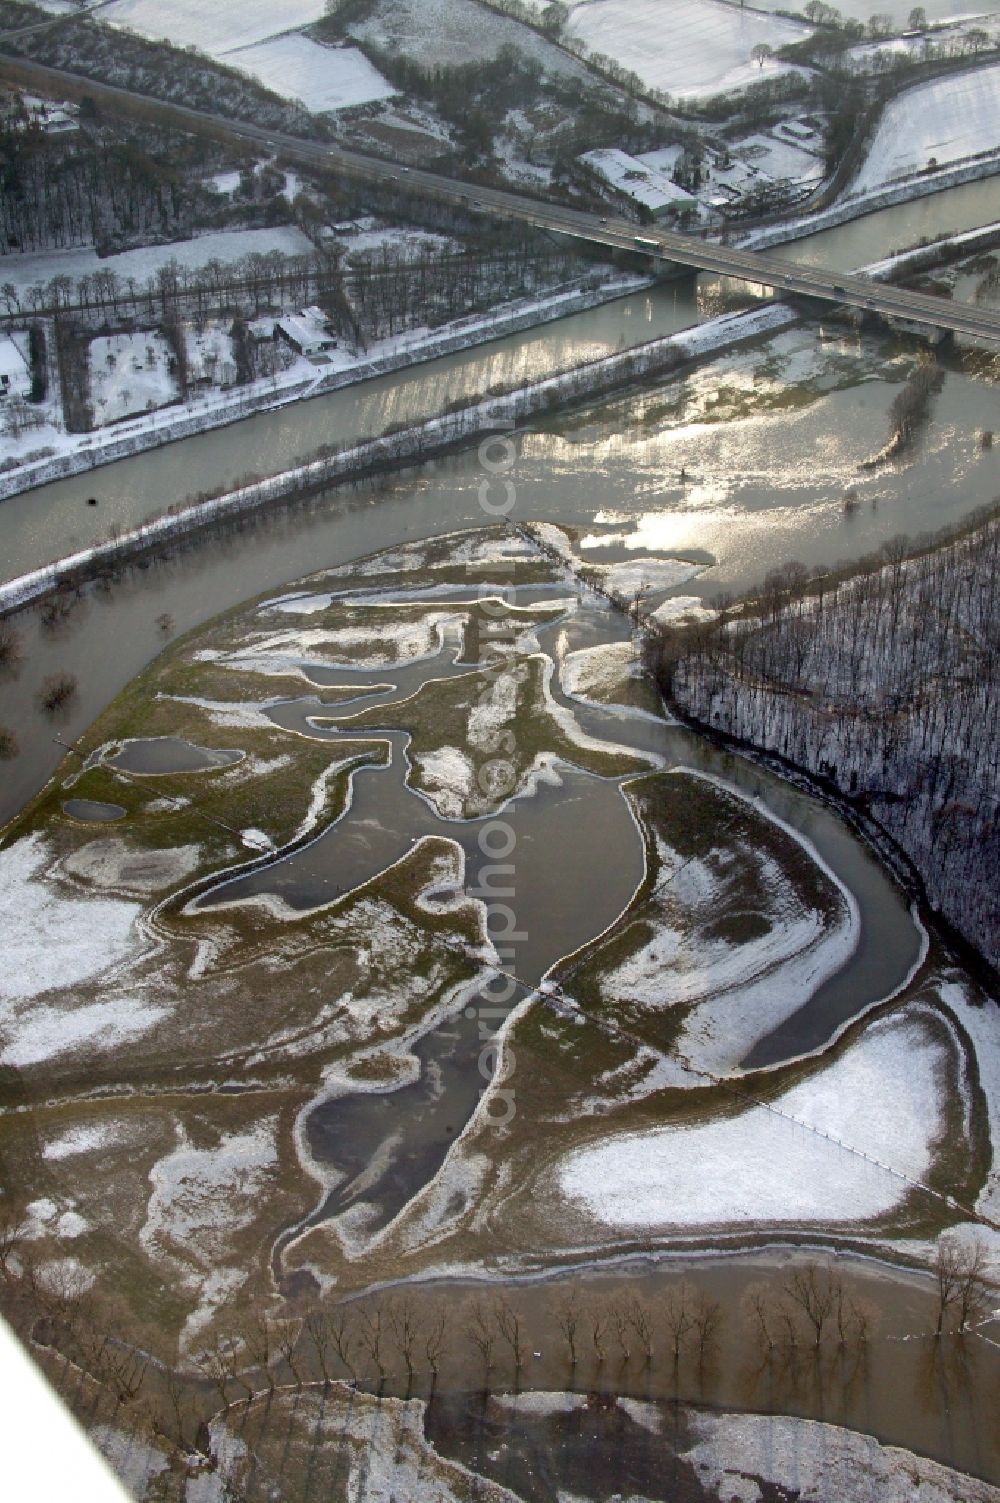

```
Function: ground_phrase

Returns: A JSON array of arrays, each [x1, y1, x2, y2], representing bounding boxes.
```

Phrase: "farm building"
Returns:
[[578, 149, 696, 221]]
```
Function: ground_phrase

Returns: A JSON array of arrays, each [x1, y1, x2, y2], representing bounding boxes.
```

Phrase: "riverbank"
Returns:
[[0, 302, 797, 617], [0, 271, 651, 505], [652, 510, 1000, 988], [740, 153, 1000, 252]]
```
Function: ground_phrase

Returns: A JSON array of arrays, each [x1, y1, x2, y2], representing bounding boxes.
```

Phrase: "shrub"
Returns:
[[0, 622, 21, 668], [38, 671, 78, 712]]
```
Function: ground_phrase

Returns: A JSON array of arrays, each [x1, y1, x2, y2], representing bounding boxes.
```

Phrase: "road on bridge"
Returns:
[[2, 51, 999, 344]]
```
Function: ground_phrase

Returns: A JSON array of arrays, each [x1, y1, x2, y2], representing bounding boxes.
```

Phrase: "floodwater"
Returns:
[[106, 736, 243, 775], [1, 181, 997, 1484], [0, 174, 997, 585], [61, 798, 125, 822], [414, 1250, 1000, 1490], [2, 306, 996, 833], [183, 598, 923, 1238]]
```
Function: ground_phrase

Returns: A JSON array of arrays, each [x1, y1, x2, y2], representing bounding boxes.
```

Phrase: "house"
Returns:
[[39, 109, 79, 137], [0, 336, 31, 401], [18, 94, 79, 136], [578, 148, 696, 222], [274, 306, 338, 357]]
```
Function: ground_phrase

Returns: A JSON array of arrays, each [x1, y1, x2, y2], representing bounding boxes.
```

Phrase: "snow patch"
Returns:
[[557, 1015, 948, 1229], [1, 997, 168, 1068], [0, 835, 143, 1004]]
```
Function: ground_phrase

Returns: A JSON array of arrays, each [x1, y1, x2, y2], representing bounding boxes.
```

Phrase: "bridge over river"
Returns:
[[2, 53, 999, 344]]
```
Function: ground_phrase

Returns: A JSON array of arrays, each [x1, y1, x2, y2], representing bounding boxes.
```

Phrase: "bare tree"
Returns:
[[585, 1296, 609, 1365], [303, 1309, 333, 1386], [691, 1289, 722, 1367], [465, 1299, 496, 1381], [935, 1235, 992, 1335], [38, 671, 79, 713], [327, 1308, 359, 1381], [609, 1299, 632, 1365], [784, 1264, 838, 1349], [554, 1292, 581, 1370], [424, 1310, 449, 1381], [242, 1314, 275, 1392], [271, 1317, 303, 1387], [388, 1297, 422, 1390], [194, 1336, 251, 1408], [494, 1297, 526, 1375], [934, 1238, 967, 1337], [161, 1366, 194, 1448], [0, 621, 21, 668], [626, 1294, 654, 1367], [358, 1304, 388, 1386], [742, 1284, 775, 1352], [661, 1283, 695, 1368]]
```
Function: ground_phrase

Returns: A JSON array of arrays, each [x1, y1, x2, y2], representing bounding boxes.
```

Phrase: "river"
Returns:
[[2, 178, 999, 1487], [0, 174, 997, 586]]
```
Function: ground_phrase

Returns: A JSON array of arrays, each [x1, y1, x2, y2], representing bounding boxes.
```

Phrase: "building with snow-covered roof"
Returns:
[[274, 306, 338, 357], [0, 335, 31, 400], [578, 148, 696, 221]]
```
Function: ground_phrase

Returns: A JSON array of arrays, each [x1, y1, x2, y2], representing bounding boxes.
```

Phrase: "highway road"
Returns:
[[2, 51, 1000, 343]]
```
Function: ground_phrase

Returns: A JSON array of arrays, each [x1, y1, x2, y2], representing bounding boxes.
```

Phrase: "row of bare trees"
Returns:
[[744, 1264, 878, 1352], [170, 1247, 996, 1419], [3, 248, 340, 326], [193, 1283, 723, 1409], [2, 1203, 994, 1467]]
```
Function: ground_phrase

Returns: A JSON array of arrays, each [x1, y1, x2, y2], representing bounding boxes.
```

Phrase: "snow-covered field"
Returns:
[[557, 1014, 948, 1228], [682, 1409, 1000, 1503], [0, 226, 315, 301], [101, 0, 394, 111], [218, 613, 462, 673], [1, 997, 168, 1068], [101, 0, 329, 55], [566, 0, 813, 99], [569, 768, 862, 1076], [88, 330, 179, 426], [561, 641, 641, 702], [851, 64, 1000, 194], [223, 38, 396, 112], [729, 130, 825, 188], [0, 835, 142, 1006], [0, 834, 171, 1066]]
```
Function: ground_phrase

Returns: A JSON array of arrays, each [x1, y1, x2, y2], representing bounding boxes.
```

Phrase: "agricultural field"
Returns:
[[222, 36, 397, 113], [101, 0, 395, 111], [850, 63, 1000, 195], [563, 0, 814, 99], [101, 0, 330, 55]]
